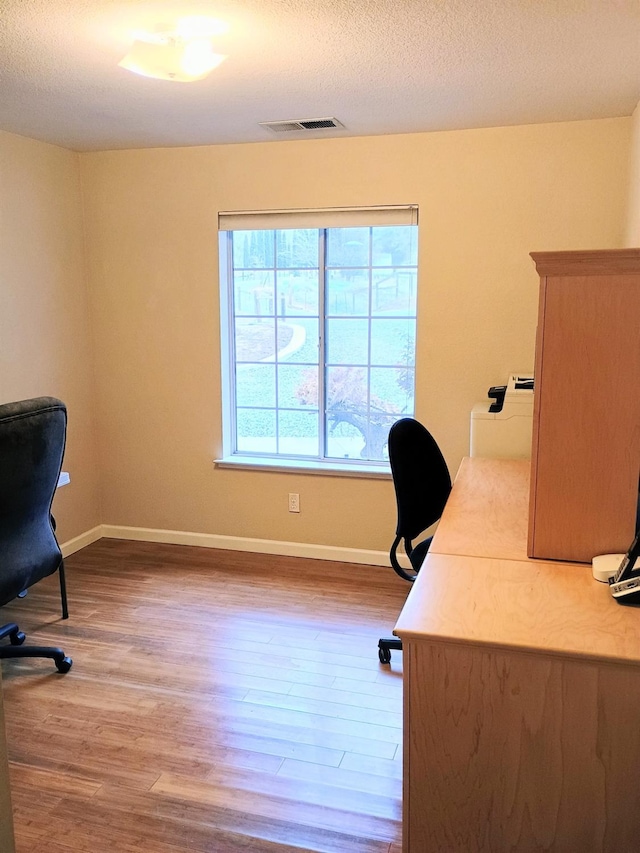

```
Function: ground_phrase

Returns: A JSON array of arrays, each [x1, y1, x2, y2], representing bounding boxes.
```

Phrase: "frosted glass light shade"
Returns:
[[119, 36, 225, 82]]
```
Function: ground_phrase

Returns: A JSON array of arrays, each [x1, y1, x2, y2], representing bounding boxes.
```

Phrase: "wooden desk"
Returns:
[[429, 457, 530, 561], [394, 458, 640, 853]]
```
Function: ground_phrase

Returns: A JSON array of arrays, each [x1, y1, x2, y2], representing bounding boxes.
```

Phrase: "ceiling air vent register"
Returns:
[[259, 117, 345, 133]]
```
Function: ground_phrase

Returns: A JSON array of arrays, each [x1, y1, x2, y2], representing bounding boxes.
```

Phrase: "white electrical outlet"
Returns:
[[288, 492, 300, 513]]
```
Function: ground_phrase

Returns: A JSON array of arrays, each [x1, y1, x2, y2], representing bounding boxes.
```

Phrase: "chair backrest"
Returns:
[[0, 397, 67, 606], [388, 418, 452, 544]]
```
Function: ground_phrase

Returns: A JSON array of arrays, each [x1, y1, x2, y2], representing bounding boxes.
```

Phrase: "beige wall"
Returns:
[[625, 101, 640, 247], [0, 131, 101, 543], [79, 117, 630, 553]]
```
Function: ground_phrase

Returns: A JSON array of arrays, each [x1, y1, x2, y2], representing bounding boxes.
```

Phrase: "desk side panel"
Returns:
[[528, 272, 548, 560], [528, 274, 640, 562], [405, 639, 640, 853], [402, 643, 412, 853], [0, 675, 15, 853]]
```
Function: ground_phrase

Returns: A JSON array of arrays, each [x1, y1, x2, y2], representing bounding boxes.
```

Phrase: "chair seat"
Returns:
[[409, 536, 432, 573]]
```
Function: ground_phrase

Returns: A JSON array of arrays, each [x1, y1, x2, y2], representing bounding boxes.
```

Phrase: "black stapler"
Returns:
[[488, 385, 507, 413]]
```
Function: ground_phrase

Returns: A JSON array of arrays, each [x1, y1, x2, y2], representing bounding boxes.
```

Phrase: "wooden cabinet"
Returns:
[[528, 249, 640, 563]]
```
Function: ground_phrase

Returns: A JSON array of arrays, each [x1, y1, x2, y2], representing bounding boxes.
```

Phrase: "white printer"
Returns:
[[470, 373, 534, 459]]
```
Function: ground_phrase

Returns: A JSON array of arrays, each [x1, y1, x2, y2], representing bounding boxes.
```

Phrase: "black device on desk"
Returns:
[[488, 385, 507, 413], [609, 531, 640, 603], [487, 376, 534, 413]]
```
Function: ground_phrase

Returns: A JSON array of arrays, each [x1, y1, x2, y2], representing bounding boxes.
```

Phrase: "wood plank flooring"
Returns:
[[1, 539, 407, 852]]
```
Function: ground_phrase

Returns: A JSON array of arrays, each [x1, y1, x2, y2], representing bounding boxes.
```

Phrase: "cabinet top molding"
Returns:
[[530, 248, 640, 277]]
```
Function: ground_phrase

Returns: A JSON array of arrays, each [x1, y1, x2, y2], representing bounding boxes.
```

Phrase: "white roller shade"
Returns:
[[218, 205, 418, 231]]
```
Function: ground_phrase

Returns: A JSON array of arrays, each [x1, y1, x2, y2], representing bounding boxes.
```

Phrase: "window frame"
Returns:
[[217, 206, 418, 474]]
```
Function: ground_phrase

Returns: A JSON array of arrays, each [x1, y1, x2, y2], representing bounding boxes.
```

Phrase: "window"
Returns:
[[218, 206, 418, 469]]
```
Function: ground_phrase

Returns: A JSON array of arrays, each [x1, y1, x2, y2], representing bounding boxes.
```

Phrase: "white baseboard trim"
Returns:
[[94, 524, 392, 567], [60, 526, 103, 558]]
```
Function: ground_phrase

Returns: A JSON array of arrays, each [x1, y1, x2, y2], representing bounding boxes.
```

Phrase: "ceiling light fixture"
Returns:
[[119, 18, 228, 82]]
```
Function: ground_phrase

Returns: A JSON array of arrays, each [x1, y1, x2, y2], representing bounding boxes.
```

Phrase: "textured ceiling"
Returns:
[[0, 0, 638, 152]]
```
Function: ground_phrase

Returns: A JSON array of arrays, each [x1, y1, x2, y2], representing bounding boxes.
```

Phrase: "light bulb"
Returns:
[[181, 38, 226, 78]]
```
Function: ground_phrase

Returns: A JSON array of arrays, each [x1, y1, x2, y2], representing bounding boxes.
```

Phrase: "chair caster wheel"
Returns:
[[378, 647, 391, 664], [10, 631, 26, 646], [56, 657, 72, 674]]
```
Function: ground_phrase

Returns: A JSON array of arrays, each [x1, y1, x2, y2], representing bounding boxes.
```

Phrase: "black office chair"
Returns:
[[378, 418, 451, 663], [0, 397, 72, 673]]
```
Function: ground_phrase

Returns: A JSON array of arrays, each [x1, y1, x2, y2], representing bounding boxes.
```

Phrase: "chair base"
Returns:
[[0, 622, 72, 673], [378, 637, 402, 664]]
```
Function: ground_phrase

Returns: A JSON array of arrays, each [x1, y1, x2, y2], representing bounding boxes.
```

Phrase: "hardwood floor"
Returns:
[[1, 540, 407, 852]]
